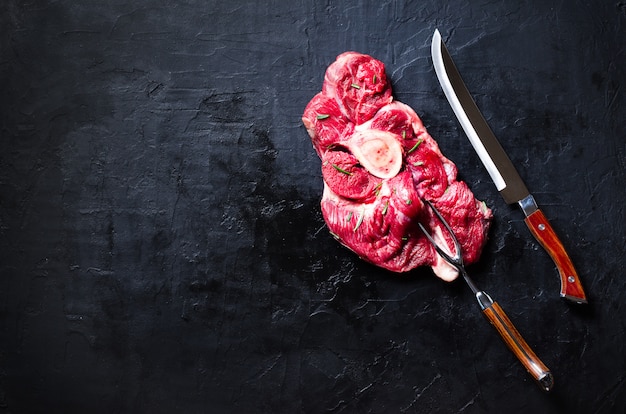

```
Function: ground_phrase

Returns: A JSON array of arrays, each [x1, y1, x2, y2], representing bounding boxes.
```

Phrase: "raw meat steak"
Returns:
[[302, 52, 492, 281]]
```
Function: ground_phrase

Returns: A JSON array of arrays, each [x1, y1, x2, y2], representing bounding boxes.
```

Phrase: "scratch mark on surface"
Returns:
[[400, 373, 442, 412], [457, 393, 480, 412]]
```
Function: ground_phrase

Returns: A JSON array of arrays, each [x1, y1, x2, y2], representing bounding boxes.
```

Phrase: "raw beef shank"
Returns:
[[302, 52, 492, 281]]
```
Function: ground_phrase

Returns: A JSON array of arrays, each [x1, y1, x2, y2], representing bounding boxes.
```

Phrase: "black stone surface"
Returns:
[[1, 1, 625, 413]]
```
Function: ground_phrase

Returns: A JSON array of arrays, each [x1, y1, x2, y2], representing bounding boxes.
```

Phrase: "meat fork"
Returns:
[[418, 199, 554, 392]]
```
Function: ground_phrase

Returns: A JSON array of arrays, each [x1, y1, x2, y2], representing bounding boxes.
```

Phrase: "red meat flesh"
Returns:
[[322, 52, 393, 125], [302, 92, 354, 156], [321, 150, 380, 202], [302, 52, 492, 280]]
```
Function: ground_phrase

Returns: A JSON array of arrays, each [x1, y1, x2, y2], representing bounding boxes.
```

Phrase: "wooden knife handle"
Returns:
[[524, 209, 587, 304], [483, 301, 554, 392]]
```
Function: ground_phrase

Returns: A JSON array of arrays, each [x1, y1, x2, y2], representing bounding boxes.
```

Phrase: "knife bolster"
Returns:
[[518, 194, 538, 217]]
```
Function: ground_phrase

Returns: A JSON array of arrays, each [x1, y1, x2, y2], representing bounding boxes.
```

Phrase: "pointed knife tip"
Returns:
[[433, 28, 441, 43]]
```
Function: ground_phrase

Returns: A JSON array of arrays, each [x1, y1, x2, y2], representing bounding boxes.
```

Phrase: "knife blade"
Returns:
[[430, 29, 587, 304]]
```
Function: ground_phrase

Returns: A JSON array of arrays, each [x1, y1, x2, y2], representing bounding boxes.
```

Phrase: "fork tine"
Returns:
[[418, 222, 456, 265], [419, 199, 463, 266]]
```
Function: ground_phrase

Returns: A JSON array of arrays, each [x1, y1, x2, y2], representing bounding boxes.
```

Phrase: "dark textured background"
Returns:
[[1, 1, 625, 413]]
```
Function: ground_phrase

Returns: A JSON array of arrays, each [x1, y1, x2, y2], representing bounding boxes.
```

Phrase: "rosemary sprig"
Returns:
[[407, 139, 423, 154], [331, 163, 353, 176], [373, 182, 383, 196], [351, 83, 361, 89], [382, 200, 389, 215], [316, 114, 330, 120]]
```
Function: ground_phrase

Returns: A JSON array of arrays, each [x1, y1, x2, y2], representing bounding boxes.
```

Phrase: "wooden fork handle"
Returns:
[[482, 301, 554, 391]]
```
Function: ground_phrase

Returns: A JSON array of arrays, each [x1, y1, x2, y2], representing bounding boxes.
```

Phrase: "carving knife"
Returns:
[[430, 29, 587, 304]]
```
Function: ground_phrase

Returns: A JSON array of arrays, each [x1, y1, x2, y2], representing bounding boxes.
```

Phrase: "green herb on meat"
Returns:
[[351, 83, 361, 89], [382, 200, 389, 215], [346, 211, 353, 222], [331, 163, 353, 176], [407, 139, 423, 154], [373, 182, 383, 196], [316, 114, 330, 120]]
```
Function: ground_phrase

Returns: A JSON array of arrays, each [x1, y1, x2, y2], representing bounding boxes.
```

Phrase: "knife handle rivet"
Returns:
[[538, 224, 546, 231], [568, 276, 575, 283]]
